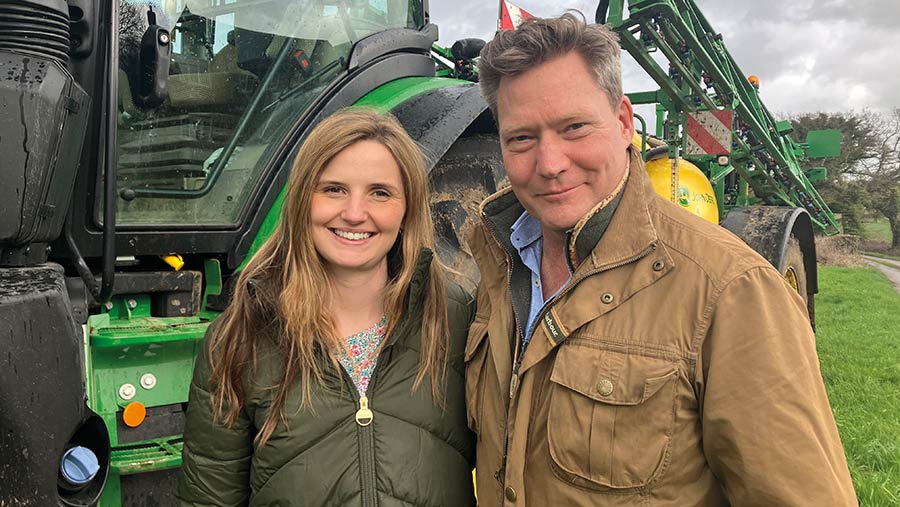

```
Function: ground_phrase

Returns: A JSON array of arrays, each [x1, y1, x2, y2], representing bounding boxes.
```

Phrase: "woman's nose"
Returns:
[[340, 194, 368, 222]]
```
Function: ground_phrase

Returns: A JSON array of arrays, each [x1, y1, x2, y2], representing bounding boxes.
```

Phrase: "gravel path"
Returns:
[[863, 255, 900, 292]]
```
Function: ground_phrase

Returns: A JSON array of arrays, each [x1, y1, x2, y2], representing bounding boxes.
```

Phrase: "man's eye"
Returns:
[[566, 122, 586, 131], [508, 134, 532, 144]]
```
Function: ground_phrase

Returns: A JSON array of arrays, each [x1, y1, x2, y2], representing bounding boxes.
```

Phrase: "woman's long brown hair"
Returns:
[[207, 109, 449, 446]]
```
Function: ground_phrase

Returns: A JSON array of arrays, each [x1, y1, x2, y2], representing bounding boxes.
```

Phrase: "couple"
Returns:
[[178, 14, 857, 507]]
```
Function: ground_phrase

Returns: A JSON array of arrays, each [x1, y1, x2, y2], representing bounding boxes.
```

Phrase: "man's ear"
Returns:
[[617, 95, 636, 144]]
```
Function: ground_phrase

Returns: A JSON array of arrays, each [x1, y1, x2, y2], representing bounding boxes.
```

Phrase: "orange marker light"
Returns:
[[123, 402, 147, 428], [748, 75, 760, 88]]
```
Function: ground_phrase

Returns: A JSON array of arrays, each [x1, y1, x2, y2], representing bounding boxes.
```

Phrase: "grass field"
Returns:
[[861, 217, 893, 244], [817, 266, 900, 505]]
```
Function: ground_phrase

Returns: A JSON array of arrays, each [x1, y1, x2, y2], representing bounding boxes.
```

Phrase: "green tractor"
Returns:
[[0, 1, 499, 505], [0, 0, 839, 505]]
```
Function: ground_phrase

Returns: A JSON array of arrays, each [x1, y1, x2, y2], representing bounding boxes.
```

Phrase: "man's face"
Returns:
[[496, 51, 635, 238]]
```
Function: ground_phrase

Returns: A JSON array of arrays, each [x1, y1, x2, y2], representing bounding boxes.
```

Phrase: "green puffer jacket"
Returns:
[[177, 250, 476, 507]]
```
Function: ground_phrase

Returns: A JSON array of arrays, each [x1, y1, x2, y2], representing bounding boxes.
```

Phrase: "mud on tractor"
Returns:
[[0, 0, 837, 505]]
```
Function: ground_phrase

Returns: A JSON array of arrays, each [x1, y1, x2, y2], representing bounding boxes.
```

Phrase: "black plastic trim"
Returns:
[[348, 25, 438, 70], [389, 82, 489, 171]]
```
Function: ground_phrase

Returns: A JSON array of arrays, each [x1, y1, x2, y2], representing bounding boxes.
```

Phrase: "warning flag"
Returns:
[[499, 0, 534, 31]]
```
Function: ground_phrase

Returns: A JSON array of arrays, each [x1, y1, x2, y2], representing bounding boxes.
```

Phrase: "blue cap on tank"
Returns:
[[60, 446, 100, 485]]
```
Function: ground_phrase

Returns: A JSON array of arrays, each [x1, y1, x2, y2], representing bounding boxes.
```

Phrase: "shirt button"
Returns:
[[597, 378, 614, 396], [505, 486, 517, 501], [533, 279, 540, 287]]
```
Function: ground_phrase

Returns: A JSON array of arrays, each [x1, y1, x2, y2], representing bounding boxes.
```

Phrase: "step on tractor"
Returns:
[[0, 0, 838, 505]]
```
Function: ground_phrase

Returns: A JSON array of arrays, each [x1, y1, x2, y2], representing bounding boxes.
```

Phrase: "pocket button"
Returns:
[[597, 378, 614, 396], [505, 486, 517, 501]]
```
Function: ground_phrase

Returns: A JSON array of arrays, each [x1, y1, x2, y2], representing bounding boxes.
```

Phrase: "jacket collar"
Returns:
[[403, 247, 434, 314], [587, 146, 661, 270], [477, 146, 656, 273]]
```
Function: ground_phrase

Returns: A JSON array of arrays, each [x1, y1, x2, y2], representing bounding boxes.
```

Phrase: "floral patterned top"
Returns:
[[336, 316, 387, 396]]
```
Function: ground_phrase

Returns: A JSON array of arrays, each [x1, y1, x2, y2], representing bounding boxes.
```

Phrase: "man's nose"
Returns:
[[535, 136, 569, 178], [341, 194, 368, 222]]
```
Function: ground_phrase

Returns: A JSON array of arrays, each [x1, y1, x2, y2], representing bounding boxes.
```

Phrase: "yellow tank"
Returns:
[[632, 133, 719, 224]]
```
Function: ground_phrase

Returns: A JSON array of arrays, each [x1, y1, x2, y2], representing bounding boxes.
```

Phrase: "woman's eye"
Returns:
[[322, 186, 344, 195], [372, 188, 391, 198]]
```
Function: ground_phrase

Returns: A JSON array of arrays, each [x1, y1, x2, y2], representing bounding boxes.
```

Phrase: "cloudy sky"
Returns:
[[430, 0, 900, 117]]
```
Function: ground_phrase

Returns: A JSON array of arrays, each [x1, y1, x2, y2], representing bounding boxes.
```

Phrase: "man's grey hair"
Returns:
[[478, 12, 623, 119]]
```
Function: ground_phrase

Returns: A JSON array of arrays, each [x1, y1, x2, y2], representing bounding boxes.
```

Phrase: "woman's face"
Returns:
[[310, 140, 406, 279]]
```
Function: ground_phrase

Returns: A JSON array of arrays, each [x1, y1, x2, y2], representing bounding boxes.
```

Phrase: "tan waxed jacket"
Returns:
[[464, 147, 857, 506]]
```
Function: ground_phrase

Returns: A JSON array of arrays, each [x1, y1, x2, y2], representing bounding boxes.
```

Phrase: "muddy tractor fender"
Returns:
[[389, 83, 492, 173]]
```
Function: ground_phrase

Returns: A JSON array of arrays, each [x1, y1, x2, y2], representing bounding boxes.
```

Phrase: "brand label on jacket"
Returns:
[[542, 308, 568, 345]]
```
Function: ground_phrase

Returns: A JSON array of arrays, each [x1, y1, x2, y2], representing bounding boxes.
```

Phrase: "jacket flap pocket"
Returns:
[[464, 318, 489, 361], [550, 345, 677, 405]]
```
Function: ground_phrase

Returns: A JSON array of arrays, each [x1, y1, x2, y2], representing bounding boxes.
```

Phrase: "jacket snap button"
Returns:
[[601, 292, 614, 304], [505, 486, 517, 501], [597, 379, 614, 396], [652, 260, 665, 271]]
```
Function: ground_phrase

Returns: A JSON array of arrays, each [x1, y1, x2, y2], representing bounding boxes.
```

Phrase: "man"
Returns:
[[464, 13, 857, 506]]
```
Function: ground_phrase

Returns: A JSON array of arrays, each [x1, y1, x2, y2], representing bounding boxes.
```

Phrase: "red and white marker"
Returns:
[[499, 0, 534, 31], [686, 110, 733, 155]]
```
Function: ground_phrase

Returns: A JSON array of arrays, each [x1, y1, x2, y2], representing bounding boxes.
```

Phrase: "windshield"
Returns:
[[114, 0, 423, 226]]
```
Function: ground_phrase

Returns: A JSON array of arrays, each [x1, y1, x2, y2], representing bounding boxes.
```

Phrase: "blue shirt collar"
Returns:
[[510, 210, 543, 252]]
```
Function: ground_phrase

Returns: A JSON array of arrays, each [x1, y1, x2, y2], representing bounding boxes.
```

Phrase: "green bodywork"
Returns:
[[608, 0, 840, 233], [87, 75, 467, 505]]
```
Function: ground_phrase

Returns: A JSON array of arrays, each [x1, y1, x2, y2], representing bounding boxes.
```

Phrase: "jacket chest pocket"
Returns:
[[464, 318, 490, 434], [547, 344, 678, 490]]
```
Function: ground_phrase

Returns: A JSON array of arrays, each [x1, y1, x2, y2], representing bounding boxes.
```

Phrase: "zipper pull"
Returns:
[[355, 396, 374, 426], [509, 373, 519, 399]]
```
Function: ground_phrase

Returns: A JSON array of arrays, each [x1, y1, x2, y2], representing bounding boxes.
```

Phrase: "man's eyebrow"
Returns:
[[500, 115, 593, 136], [555, 114, 591, 126], [499, 124, 531, 137]]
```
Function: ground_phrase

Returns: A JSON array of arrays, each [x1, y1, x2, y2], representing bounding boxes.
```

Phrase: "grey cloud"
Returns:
[[430, 0, 900, 113]]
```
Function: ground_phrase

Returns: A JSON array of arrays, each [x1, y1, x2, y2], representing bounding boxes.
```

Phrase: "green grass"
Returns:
[[817, 266, 900, 505], [861, 217, 893, 244]]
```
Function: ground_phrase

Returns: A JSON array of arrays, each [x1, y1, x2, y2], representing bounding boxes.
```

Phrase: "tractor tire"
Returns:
[[429, 134, 507, 293], [782, 237, 815, 330]]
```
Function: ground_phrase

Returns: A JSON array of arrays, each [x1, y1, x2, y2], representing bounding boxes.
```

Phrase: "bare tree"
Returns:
[[858, 109, 900, 247], [792, 109, 900, 246]]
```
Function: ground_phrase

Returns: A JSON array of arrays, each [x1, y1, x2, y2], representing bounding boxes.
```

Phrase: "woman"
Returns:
[[178, 109, 475, 506]]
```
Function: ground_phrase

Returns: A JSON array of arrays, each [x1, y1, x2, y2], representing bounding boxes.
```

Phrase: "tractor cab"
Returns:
[[115, 0, 426, 227]]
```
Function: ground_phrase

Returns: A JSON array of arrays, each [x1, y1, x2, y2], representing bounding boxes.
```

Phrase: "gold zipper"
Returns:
[[355, 396, 373, 426]]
